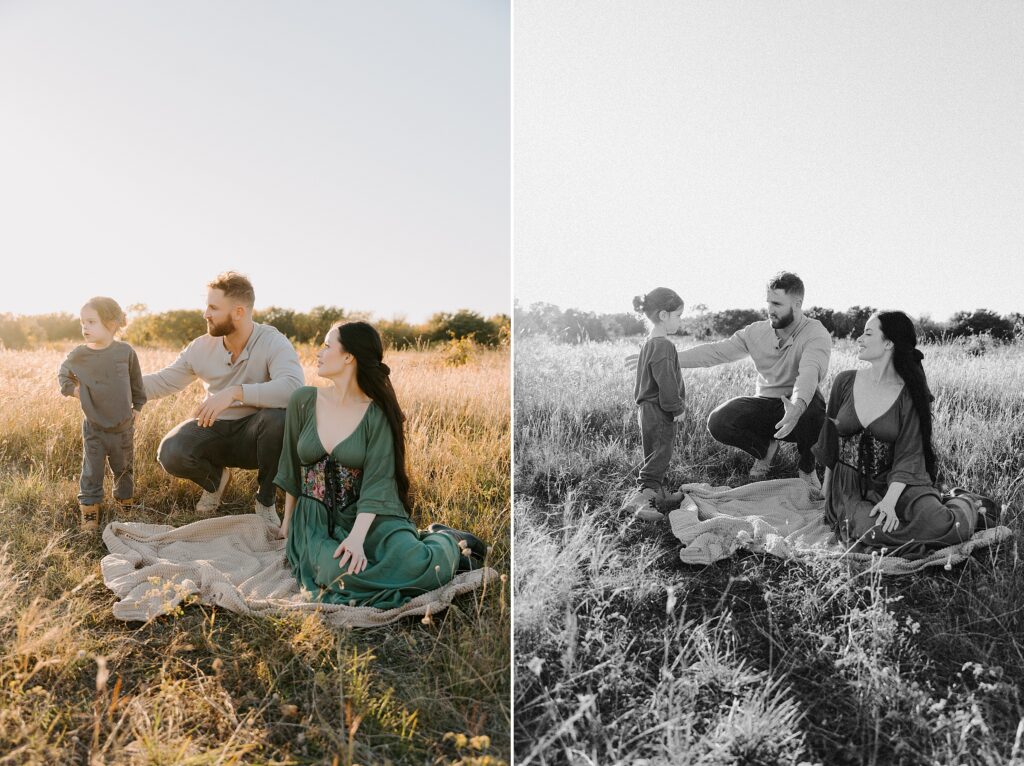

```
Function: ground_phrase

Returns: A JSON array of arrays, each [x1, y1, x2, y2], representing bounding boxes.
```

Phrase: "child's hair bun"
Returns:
[[632, 294, 646, 313]]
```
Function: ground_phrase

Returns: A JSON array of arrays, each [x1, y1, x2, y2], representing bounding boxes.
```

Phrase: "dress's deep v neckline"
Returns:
[[314, 391, 372, 456], [852, 375, 904, 431]]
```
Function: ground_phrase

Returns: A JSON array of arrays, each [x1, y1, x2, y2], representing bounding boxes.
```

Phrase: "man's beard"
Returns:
[[769, 308, 795, 329], [208, 316, 236, 337]]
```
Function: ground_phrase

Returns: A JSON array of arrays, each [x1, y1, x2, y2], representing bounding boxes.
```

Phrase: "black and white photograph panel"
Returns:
[[513, 2, 1023, 763]]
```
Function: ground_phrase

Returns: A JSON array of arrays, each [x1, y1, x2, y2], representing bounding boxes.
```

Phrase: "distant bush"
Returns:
[[949, 309, 1016, 341], [0, 305, 509, 350], [427, 309, 504, 345], [516, 301, 1022, 345], [0, 312, 80, 349], [124, 310, 207, 348]]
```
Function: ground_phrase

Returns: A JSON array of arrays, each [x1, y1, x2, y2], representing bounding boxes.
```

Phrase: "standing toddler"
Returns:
[[58, 297, 146, 532], [624, 287, 686, 520]]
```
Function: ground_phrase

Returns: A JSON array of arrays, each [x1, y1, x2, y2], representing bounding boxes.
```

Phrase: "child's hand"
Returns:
[[673, 412, 686, 422], [624, 353, 639, 372], [72, 383, 80, 399]]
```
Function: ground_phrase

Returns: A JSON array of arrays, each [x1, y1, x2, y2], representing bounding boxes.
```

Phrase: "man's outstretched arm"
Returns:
[[676, 329, 750, 369], [142, 345, 197, 400]]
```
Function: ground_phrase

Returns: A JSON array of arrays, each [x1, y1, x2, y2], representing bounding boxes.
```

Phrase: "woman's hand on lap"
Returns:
[[870, 500, 900, 532], [334, 536, 368, 575]]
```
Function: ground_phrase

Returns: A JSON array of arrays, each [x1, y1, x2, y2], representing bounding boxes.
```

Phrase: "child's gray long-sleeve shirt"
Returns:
[[58, 341, 146, 429], [634, 335, 685, 417], [142, 322, 304, 420]]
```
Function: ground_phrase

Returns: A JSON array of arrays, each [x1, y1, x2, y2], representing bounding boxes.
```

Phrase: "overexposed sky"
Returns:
[[1, 1, 509, 322], [515, 1, 1023, 320]]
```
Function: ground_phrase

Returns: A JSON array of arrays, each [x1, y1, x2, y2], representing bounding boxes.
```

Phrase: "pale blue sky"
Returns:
[[1, 1, 509, 322], [515, 1, 1023, 320]]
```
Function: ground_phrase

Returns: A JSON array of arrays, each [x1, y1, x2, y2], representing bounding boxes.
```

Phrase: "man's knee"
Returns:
[[156, 432, 193, 476], [707, 401, 738, 442], [256, 408, 286, 443]]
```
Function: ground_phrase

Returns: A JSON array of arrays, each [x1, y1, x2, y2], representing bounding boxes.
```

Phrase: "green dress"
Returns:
[[274, 386, 461, 610], [812, 370, 979, 559]]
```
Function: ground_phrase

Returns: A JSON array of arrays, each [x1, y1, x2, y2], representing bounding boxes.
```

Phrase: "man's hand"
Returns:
[[192, 387, 240, 428], [773, 396, 806, 439]]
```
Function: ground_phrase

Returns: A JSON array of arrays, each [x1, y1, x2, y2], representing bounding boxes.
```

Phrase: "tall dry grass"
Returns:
[[515, 336, 1024, 766], [0, 342, 510, 765]]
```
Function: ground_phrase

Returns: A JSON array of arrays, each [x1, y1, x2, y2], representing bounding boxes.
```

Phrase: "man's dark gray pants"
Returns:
[[706, 392, 826, 474], [157, 409, 286, 506]]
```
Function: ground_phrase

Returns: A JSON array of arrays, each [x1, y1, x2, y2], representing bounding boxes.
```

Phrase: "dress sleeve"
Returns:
[[812, 371, 847, 469], [354, 406, 409, 519], [273, 387, 308, 497], [886, 393, 930, 486], [791, 329, 831, 408]]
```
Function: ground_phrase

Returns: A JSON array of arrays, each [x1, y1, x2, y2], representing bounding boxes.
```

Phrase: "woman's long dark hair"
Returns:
[[876, 311, 937, 481], [335, 321, 412, 511]]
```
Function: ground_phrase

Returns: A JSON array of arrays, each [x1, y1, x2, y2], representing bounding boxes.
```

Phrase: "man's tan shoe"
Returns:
[[196, 469, 232, 514], [254, 499, 281, 526], [749, 439, 780, 480]]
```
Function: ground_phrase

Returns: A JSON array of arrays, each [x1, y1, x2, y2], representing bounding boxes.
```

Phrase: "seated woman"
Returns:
[[812, 311, 995, 559], [274, 321, 486, 610]]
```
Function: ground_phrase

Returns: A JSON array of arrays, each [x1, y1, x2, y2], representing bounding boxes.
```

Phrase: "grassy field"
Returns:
[[514, 335, 1024, 766], [0, 343, 510, 765]]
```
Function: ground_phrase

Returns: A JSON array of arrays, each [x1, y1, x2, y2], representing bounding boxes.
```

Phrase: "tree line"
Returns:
[[514, 301, 1024, 344], [0, 306, 510, 350]]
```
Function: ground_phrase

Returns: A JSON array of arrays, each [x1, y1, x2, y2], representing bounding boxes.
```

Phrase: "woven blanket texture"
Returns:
[[667, 478, 1013, 575], [101, 514, 498, 628]]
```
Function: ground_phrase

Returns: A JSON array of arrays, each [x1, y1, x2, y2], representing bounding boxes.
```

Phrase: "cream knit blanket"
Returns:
[[101, 515, 499, 628], [667, 479, 1013, 575]]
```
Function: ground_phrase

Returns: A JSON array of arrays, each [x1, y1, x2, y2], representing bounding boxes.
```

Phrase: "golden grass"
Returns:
[[0, 343, 510, 765]]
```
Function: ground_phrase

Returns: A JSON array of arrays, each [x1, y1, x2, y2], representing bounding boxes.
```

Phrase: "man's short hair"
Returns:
[[766, 271, 805, 299], [208, 271, 255, 308]]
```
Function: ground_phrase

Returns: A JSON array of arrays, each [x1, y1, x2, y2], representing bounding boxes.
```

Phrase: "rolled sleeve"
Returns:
[[239, 336, 304, 409], [792, 331, 832, 407]]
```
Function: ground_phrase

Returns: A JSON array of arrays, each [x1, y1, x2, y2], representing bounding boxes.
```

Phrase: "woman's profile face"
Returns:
[[857, 315, 892, 362], [316, 329, 352, 377]]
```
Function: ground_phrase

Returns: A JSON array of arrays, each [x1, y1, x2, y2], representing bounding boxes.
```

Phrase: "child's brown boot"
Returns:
[[79, 503, 101, 532]]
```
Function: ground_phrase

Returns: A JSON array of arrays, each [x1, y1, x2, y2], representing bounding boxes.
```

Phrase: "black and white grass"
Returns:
[[514, 335, 1024, 765]]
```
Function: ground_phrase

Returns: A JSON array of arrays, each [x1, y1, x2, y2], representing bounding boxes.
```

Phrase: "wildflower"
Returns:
[[527, 656, 544, 676], [95, 656, 109, 693]]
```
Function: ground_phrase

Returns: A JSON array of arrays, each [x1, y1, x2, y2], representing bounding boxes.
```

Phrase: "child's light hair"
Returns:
[[632, 288, 684, 323], [82, 297, 126, 332]]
